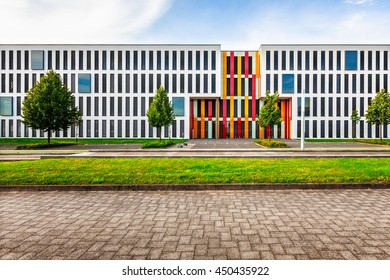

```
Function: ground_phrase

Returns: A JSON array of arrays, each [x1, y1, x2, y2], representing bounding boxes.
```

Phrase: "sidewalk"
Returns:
[[1, 139, 390, 160]]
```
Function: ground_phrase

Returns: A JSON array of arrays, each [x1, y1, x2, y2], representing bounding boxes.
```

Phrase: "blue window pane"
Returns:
[[31, 50, 44, 70], [0, 97, 13, 116], [282, 74, 294, 93], [78, 74, 91, 93], [172, 97, 184, 116], [345, 51, 357, 70]]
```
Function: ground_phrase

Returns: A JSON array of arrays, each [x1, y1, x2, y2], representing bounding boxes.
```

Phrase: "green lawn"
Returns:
[[0, 138, 186, 145], [0, 158, 388, 185]]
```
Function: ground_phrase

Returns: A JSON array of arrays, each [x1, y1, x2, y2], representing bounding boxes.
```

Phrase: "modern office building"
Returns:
[[0, 44, 389, 139]]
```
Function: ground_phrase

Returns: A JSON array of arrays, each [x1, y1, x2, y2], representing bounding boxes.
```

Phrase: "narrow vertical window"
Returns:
[[360, 51, 365, 70], [133, 51, 138, 70], [336, 51, 341, 70], [211, 51, 216, 70], [149, 51, 153, 70], [1, 51, 5, 70], [79, 51, 83, 70], [297, 51, 302, 70], [196, 74, 200, 93], [173, 51, 177, 70], [196, 51, 200, 70], [321, 51, 325, 70], [180, 74, 185, 93], [110, 50, 115, 70], [17, 51, 21, 70], [165, 51, 169, 70], [274, 51, 278, 70], [125, 51, 130, 70], [87, 51, 91, 70], [329, 74, 333, 94], [94, 51, 99, 70], [282, 51, 286, 70], [133, 74, 138, 93], [289, 51, 294, 70], [376, 51, 380, 70], [336, 74, 341, 93], [71, 51, 75, 70], [266, 51, 270, 70], [313, 51, 317, 70], [141, 51, 146, 70], [9, 51, 14, 70], [188, 51, 193, 70], [305, 51, 310, 70], [24, 51, 29, 70], [180, 51, 185, 70], [360, 74, 364, 94], [157, 51, 161, 70], [329, 51, 333, 70], [368, 51, 372, 70], [203, 51, 208, 70], [102, 51, 107, 70], [118, 51, 122, 70]]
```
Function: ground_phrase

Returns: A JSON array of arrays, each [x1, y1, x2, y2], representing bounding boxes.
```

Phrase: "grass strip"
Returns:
[[0, 158, 388, 185], [0, 138, 186, 145]]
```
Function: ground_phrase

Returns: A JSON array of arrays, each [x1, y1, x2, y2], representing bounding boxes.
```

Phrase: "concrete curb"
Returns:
[[88, 148, 390, 153], [1, 182, 389, 192]]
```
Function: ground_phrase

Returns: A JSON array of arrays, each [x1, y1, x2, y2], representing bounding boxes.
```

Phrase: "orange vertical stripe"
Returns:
[[256, 51, 260, 78], [201, 100, 205, 139], [194, 117, 198, 139]]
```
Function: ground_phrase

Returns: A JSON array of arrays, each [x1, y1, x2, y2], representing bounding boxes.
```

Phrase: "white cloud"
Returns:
[[0, 0, 174, 43], [344, 0, 374, 5]]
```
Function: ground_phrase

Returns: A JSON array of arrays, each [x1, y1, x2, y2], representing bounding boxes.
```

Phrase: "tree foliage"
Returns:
[[365, 88, 390, 143], [257, 91, 282, 139], [146, 86, 175, 141], [22, 70, 82, 144], [350, 109, 361, 139]]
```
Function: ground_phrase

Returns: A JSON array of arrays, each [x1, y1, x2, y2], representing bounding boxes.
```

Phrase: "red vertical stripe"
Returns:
[[190, 99, 193, 139], [252, 75, 256, 121], [230, 52, 234, 97], [245, 52, 249, 78], [237, 118, 242, 138], [266, 125, 271, 139], [222, 99, 227, 138], [208, 100, 212, 121]]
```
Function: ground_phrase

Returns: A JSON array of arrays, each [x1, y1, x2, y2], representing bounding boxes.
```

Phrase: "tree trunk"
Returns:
[[159, 127, 161, 142], [352, 124, 356, 140], [380, 124, 383, 144], [48, 129, 51, 144]]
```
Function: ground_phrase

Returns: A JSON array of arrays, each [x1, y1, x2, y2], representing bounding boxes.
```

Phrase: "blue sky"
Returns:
[[0, 0, 389, 49]]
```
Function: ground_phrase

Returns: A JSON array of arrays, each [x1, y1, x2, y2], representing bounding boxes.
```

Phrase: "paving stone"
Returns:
[[0, 190, 389, 260]]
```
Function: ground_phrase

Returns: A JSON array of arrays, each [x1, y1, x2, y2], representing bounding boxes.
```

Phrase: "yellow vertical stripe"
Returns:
[[237, 56, 242, 96], [244, 96, 249, 139], [201, 100, 205, 139], [222, 52, 227, 99], [256, 51, 260, 78]]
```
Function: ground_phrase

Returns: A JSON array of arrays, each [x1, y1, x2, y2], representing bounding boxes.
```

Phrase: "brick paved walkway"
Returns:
[[1, 190, 389, 260]]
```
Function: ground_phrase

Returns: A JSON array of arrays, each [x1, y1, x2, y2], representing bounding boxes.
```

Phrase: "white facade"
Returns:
[[0, 44, 221, 139], [260, 45, 390, 139]]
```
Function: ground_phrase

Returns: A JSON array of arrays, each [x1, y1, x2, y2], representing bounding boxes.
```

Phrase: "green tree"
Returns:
[[257, 91, 282, 140], [147, 86, 175, 141], [22, 70, 82, 144], [365, 89, 390, 143], [350, 109, 361, 140]]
